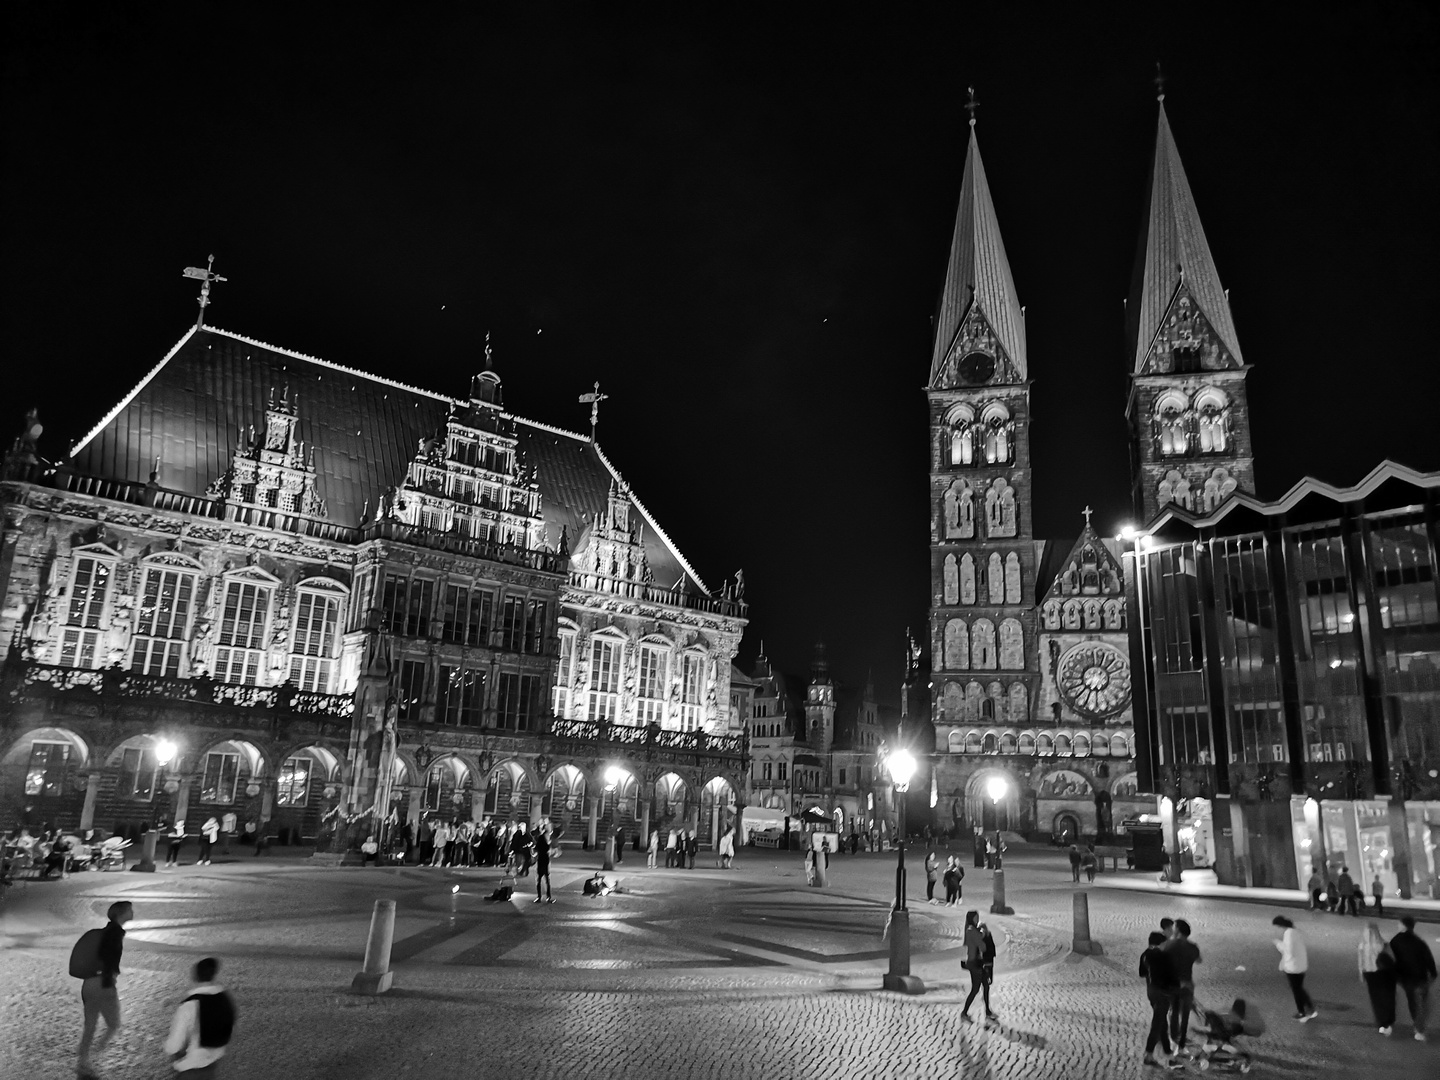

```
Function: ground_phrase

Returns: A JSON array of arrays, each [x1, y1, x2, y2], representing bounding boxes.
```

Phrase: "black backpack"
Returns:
[[69, 928, 106, 979], [186, 991, 236, 1048], [981, 928, 996, 963]]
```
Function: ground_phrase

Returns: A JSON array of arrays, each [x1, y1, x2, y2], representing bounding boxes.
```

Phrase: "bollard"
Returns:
[[814, 847, 829, 888], [989, 867, 1014, 916], [602, 834, 616, 872], [352, 899, 397, 994], [1071, 891, 1103, 955], [130, 829, 158, 873]]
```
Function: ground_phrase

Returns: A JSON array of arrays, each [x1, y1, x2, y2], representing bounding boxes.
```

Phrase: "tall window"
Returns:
[[405, 578, 434, 637], [637, 645, 668, 724], [200, 752, 239, 803], [1156, 394, 1189, 456], [382, 574, 408, 636], [397, 659, 427, 720], [524, 600, 546, 654], [468, 589, 494, 646], [497, 672, 541, 730], [276, 757, 312, 806], [587, 638, 621, 721], [500, 596, 525, 651], [214, 579, 272, 685], [679, 653, 704, 730], [289, 588, 342, 692], [24, 742, 72, 797], [130, 565, 196, 676], [118, 746, 159, 801], [439, 666, 485, 727], [553, 629, 576, 717], [60, 555, 112, 668], [442, 584, 467, 644]]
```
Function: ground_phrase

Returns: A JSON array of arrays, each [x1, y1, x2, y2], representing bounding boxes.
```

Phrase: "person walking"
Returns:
[[647, 828, 659, 869], [961, 910, 999, 1024], [532, 829, 554, 903], [74, 900, 132, 1080], [1306, 867, 1324, 911], [1358, 921, 1398, 1036], [1272, 916, 1318, 1021], [719, 827, 735, 870], [1337, 866, 1357, 916], [924, 850, 940, 904], [1372, 874, 1385, 917], [165, 819, 186, 868], [1068, 843, 1082, 883], [1140, 930, 1183, 1069], [1083, 844, 1098, 883], [164, 956, 235, 1075], [199, 817, 220, 866], [1389, 915, 1437, 1041], [1163, 918, 1201, 1054]]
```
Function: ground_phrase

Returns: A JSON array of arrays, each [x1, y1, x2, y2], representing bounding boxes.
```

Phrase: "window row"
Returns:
[[945, 730, 1135, 758], [1157, 467, 1239, 514], [754, 760, 789, 783], [939, 680, 1030, 724], [392, 658, 546, 731], [940, 478, 1018, 540], [554, 632, 708, 731], [381, 573, 548, 654], [942, 402, 1016, 467], [1040, 597, 1126, 631], [940, 618, 1026, 670], [1152, 387, 1232, 457], [941, 551, 1023, 606]]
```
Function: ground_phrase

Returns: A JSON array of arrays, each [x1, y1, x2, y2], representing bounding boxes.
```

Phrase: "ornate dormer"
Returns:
[[208, 387, 326, 517], [571, 479, 652, 591]]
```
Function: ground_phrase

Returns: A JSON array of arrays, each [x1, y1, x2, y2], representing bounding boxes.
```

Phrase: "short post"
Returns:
[[1071, 891, 1103, 955], [352, 899, 397, 994], [603, 833, 616, 872], [990, 867, 1014, 916], [130, 829, 159, 873]]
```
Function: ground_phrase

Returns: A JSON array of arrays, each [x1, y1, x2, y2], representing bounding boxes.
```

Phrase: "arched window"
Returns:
[[998, 619, 1024, 669], [1112, 733, 1130, 757], [988, 682, 1004, 724], [1073, 734, 1091, 757], [985, 479, 1017, 537], [948, 730, 966, 754], [1062, 600, 1082, 630], [1004, 553, 1021, 604], [1102, 599, 1125, 630], [1041, 600, 1061, 631], [1202, 467, 1238, 513], [1154, 391, 1189, 456], [1008, 683, 1028, 725], [987, 553, 1004, 604], [1018, 732, 1036, 755], [982, 731, 997, 752], [960, 554, 977, 604], [1055, 734, 1073, 756], [1195, 388, 1229, 453], [947, 404, 976, 466], [981, 402, 1013, 465], [1037, 733, 1054, 756], [971, 619, 996, 669], [943, 554, 959, 606], [1158, 469, 1192, 511], [964, 682, 984, 723], [941, 681, 964, 721], [964, 731, 983, 754], [999, 732, 1017, 754], [944, 480, 975, 538], [943, 620, 969, 670], [980, 699, 995, 723], [1082, 600, 1102, 630]]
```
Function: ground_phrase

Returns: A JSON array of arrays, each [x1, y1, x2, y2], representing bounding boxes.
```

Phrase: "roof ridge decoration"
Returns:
[[929, 125, 1027, 387], [1131, 102, 1244, 375], [590, 442, 711, 597]]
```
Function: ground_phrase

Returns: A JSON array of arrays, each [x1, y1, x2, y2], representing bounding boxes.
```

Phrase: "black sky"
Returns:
[[3, 6, 1437, 703]]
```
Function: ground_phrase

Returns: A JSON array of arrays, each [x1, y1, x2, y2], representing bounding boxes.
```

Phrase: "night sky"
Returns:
[[3, 7, 1437, 703]]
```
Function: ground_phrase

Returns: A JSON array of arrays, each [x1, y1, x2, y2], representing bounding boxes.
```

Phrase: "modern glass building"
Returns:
[[1127, 463, 1440, 899]]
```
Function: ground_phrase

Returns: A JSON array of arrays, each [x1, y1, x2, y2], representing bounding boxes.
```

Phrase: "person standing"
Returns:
[[1272, 916, 1318, 1021], [719, 827, 735, 870], [1083, 844, 1098, 883], [1337, 866, 1357, 916], [360, 836, 379, 866], [1389, 915, 1437, 1041], [686, 831, 698, 870], [1358, 921, 1397, 1036], [1306, 867, 1324, 911], [1139, 930, 1182, 1069], [75, 900, 132, 1080], [665, 828, 678, 868], [1372, 874, 1385, 918], [647, 828, 659, 869], [199, 817, 220, 866], [532, 829, 554, 904], [1068, 843, 1082, 883], [1163, 919, 1201, 1053], [164, 956, 235, 1076], [518, 823, 535, 877], [165, 819, 186, 868], [960, 911, 998, 1024], [220, 811, 236, 857], [924, 850, 940, 904], [429, 821, 449, 867]]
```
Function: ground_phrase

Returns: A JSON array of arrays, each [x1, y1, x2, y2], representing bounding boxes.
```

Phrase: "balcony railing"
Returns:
[[566, 571, 747, 618], [548, 716, 745, 756], [12, 662, 354, 719]]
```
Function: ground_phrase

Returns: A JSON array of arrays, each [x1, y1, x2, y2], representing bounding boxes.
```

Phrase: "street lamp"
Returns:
[[132, 738, 179, 873], [154, 739, 178, 769], [882, 748, 924, 994], [602, 765, 623, 871], [987, 775, 1014, 915]]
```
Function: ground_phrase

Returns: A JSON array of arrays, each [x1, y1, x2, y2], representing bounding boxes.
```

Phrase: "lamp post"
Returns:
[[882, 748, 924, 994], [133, 738, 178, 873], [602, 766, 621, 871], [987, 775, 1014, 915]]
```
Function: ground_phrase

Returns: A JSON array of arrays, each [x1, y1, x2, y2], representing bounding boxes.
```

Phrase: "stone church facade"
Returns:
[[926, 100, 1252, 840], [0, 325, 747, 852]]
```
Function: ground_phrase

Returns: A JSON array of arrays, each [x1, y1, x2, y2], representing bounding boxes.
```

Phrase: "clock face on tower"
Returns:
[[957, 351, 996, 385], [1056, 642, 1132, 720]]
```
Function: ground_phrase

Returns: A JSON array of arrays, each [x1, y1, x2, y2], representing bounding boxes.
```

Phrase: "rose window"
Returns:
[[1057, 642, 1131, 720]]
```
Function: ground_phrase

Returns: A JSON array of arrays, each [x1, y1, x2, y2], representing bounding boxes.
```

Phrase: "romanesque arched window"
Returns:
[[1102, 599, 1125, 630], [944, 479, 975, 539], [943, 554, 959, 606], [943, 619, 969, 670], [1008, 683, 1028, 725], [1041, 599, 1061, 631], [981, 402, 1013, 465], [999, 732, 1017, 754], [1154, 391, 1189, 456], [964, 681, 984, 723], [965, 731, 984, 754], [971, 619, 996, 669], [1158, 469, 1192, 511], [986, 478, 1017, 537], [1202, 467, 1238, 513], [987, 553, 1004, 604], [998, 619, 1024, 669], [1062, 599, 1082, 630], [1082, 600, 1102, 630], [1195, 388, 1229, 453], [947, 404, 976, 466], [960, 553, 977, 604], [1005, 552, 1022, 604], [941, 680, 964, 722]]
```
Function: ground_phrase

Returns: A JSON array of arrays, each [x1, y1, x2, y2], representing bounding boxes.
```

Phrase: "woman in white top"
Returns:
[[647, 829, 659, 869], [718, 828, 735, 870], [1272, 916, 1317, 1021], [199, 817, 220, 865], [1358, 921, 1398, 1034]]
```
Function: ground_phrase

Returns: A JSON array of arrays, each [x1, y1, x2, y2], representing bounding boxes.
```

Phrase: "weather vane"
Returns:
[[1154, 62, 1166, 102], [484, 330, 493, 368], [182, 254, 227, 330], [579, 381, 609, 440], [965, 86, 979, 128]]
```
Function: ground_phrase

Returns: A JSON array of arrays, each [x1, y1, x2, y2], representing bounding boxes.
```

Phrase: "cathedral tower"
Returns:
[[1127, 97, 1256, 524], [928, 119, 1038, 746], [805, 642, 836, 755]]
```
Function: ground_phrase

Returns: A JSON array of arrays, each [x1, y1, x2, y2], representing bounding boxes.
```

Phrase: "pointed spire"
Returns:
[[930, 101, 1027, 385], [1129, 99, 1243, 374]]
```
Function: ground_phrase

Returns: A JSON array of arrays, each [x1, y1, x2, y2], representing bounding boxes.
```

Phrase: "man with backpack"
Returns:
[[73, 900, 132, 1079], [164, 957, 236, 1074]]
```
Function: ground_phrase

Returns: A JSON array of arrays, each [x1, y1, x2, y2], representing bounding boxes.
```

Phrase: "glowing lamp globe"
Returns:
[[887, 749, 917, 788], [1118, 524, 1138, 542], [154, 739, 178, 767], [985, 776, 1008, 804]]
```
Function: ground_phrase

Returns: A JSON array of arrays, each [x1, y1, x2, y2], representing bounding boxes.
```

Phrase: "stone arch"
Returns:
[[998, 619, 1024, 669], [943, 619, 969, 670], [943, 554, 959, 606], [941, 680, 964, 722], [1, 725, 93, 826], [653, 772, 692, 831], [946, 729, 966, 753], [700, 775, 738, 846], [964, 766, 1021, 833], [190, 738, 266, 808], [483, 757, 535, 821], [963, 730, 983, 754], [971, 619, 996, 669]]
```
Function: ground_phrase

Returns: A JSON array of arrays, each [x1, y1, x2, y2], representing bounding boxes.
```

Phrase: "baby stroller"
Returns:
[[1192, 997, 1264, 1073], [94, 836, 131, 871]]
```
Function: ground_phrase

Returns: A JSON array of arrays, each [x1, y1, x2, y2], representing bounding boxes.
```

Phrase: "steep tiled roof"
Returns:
[[1129, 102, 1243, 374], [930, 126, 1027, 383], [68, 325, 706, 594]]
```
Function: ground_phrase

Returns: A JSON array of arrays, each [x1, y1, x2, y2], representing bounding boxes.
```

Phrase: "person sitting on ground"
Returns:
[[583, 872, 617, 897], [360, 836, 379, 866]]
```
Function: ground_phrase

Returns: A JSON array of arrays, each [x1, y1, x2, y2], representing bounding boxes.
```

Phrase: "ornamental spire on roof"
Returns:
[[929, 91, 1027, 386], [1129, 95, 1244, 374]]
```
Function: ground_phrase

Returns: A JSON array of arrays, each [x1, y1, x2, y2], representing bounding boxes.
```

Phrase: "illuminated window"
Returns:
[[213, 578, 273, 685], [637, 645, 669, 724], [587, 638, 621, 721], [130, 563, 197, 676], [276, 757, 312, 807], [288, 587, 342, 692], [200, 752, 239, 803], [59, 555, 113, 668], [24, 741, 72, 797]]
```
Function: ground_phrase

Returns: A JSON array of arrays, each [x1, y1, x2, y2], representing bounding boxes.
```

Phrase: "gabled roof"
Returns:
[[1129, 101, 1243, 374], [930, 126, 1027, 384], [1041, 522, 1125, 603], [68, 325, 708, 595]]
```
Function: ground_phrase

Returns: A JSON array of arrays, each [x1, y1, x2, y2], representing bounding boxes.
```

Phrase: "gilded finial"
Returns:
[[1155, 62, 1165, 103], [484, 331, 493, 369], [965, 86, 979, 128]]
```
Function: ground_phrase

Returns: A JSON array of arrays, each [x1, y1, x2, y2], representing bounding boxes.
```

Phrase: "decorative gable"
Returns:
[[1139, 286, 1241, 376], [207, 387, 327, 518]]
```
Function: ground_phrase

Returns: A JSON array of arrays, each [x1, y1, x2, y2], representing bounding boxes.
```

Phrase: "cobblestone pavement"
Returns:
[[1, 844, 1436, 1079]]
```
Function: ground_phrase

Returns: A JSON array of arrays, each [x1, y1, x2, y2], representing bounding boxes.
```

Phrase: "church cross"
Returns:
[[965, 86, 980, 128], [182, 254, 227, 330], [578, 381, 609, 440], [1082, 505, 1094, 529]]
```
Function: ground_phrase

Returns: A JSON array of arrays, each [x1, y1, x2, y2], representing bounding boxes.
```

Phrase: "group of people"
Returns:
[[72, 901, 236, 1078], [1307, 864, 1385, 916], [1067, 843, 1099, 883], [923, 851, 967, 905], [3, 826, 79, 879], [408, 817, 544, 870], [1137, 917, 1204, 1069]]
